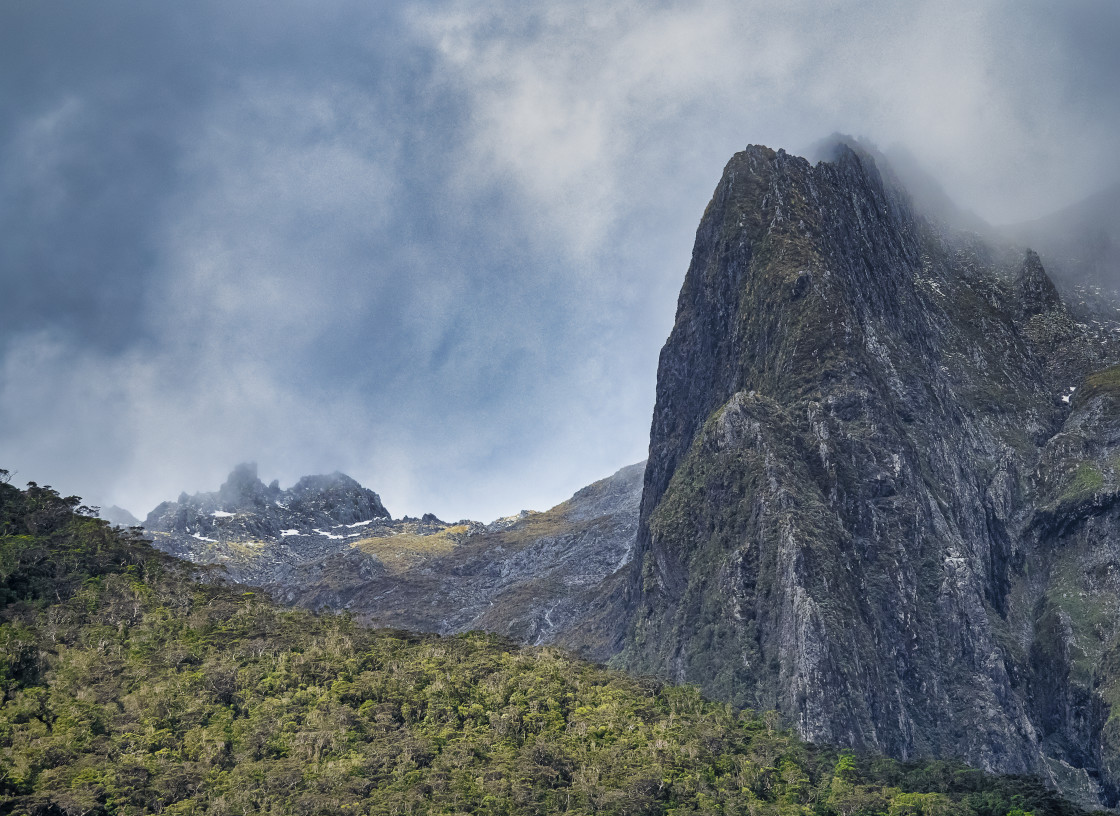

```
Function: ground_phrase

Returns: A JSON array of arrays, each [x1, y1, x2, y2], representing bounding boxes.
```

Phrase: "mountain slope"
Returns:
[[621, 142, 1120, 807], [321, 461, 642, 659], [142, 462, 642, 657], [0, 473, 1094, 816]]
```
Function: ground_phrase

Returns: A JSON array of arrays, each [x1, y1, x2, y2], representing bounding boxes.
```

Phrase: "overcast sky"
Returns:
[[3, 0, 1119, 522]]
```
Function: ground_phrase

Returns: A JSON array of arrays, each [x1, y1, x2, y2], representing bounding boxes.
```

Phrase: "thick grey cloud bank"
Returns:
[[2, 0, 1118, 521]]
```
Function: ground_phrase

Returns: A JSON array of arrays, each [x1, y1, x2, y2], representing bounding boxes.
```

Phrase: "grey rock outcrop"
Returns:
[[336, 460, 643, 660], [144, 462, 392, 587], [620, 141, 1120, 807]]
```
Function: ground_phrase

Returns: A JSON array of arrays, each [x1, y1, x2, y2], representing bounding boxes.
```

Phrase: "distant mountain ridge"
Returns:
[[142, 460, 643, 657], [145, 461, 390, 541], [0, 474, 1093, 816], [97, 504, 140, 528]]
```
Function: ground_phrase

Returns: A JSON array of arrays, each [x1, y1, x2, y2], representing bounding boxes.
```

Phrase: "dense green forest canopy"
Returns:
[[0, 471, 1098, 815]]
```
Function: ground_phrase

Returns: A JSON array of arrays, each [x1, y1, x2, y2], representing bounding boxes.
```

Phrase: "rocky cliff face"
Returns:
[[621, 141, 1120, 807], [143, 461, 642, 658]]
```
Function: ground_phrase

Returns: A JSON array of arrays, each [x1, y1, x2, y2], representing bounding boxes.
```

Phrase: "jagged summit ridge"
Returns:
[[146, 462, 389, 543], [622, 142, 1120, 807]]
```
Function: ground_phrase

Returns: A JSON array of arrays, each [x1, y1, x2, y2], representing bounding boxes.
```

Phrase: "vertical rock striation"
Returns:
[[622, 141, 1120, 807]]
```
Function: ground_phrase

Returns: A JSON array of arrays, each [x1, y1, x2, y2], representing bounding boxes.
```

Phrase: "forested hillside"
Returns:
[[0, 473, 1095, 816]]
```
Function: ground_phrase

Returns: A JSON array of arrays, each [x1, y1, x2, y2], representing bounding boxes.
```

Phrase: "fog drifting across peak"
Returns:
[[1, 0, 1118, 522]]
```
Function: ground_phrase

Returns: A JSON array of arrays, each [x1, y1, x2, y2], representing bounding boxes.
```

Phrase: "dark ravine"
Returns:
[[619, 140, 1120, 808], [142, 461, 642, 658]]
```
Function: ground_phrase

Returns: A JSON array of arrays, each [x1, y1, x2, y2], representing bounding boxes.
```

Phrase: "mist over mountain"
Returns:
[[616, 139, 1120, 808], [1003, 183, 1120, 305], [96, 504, 140, 528], [5, 4, 1120, 813]]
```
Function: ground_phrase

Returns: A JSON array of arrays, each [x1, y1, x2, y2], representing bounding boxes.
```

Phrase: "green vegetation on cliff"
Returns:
[[1077, 365, 1120, 405], [0, 473, 1093, 816]]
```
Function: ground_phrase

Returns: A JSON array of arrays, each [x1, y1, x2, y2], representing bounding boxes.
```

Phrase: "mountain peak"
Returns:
[[144, 465, 390, 533], [624, 141, 1120, 807], [1017, 248, 1063, 316], [217, 462, 269, 510]]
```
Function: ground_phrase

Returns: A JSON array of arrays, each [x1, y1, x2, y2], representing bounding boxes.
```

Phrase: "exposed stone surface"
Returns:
[[144, 462, 395, 589], [143, 461, 643, 658], [321, 461, 643, 660], [620, 141, 1120, 808]]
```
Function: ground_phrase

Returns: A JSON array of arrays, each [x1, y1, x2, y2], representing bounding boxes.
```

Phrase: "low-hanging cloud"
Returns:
[[417, 0, 1120, 233], [2, 0, 1118, 522]]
